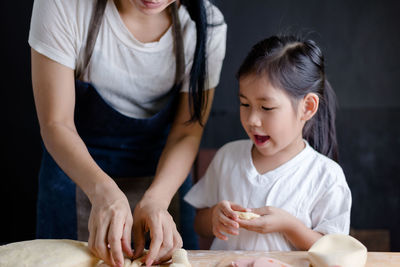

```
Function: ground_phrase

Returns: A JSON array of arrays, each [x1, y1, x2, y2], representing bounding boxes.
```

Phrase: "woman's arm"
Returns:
[[31, 49, 132, 267], [132, 89, 214, 266]]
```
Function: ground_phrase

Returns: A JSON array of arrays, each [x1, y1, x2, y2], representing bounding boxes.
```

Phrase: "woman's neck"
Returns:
[[114, 0, 173, 43]]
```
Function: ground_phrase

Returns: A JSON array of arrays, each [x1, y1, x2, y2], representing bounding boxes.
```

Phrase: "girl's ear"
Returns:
[[301, 93, 319, 121]]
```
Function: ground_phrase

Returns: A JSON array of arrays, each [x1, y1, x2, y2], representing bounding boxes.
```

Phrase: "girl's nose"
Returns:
[[248, 110, 262, 127]]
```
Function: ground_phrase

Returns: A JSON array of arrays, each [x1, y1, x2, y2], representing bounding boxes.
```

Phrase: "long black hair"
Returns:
[[180, 0, 220, 124], [237, 35, 338, 161]]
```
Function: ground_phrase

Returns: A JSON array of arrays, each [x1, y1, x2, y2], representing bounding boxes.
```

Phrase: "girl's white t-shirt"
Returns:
[[184, 140, 352, 251], [29, 0, 227, 118]]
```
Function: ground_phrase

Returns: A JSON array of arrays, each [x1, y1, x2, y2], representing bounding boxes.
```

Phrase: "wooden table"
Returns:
[[186, 250, 400, 267]]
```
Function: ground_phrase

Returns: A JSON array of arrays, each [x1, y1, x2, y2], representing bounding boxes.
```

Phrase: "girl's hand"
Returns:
[[132, 199, 182, 267], [211, 201, 248, 240], [237, 206, 295, 234], [88, 184, 133, 267]]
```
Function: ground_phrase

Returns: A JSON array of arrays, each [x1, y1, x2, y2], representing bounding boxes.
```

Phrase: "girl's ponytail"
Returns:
[[303, 78, 338, 161]]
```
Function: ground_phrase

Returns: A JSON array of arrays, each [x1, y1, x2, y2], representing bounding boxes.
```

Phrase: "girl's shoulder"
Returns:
[[306, 145, 347, 186]]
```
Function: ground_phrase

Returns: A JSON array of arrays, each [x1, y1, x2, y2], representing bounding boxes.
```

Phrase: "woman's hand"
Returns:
[[211, 201, 248, 241], [132, 198, 182, 267], [88, 184, 133, 267]]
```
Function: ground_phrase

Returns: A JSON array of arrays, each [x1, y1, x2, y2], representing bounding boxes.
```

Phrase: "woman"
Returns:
[[29, 0, 226, 266]]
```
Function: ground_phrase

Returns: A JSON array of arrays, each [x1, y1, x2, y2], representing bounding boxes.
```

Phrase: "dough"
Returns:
[[308, 234, 367, 267], [169, 248, 191, 267], [0, 240, 191, 267], [0, 239, 101, 267], [234, 211, 260, 220]]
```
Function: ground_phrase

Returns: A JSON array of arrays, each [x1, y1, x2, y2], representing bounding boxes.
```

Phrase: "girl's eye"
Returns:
[[262, 106, 274, 111], [240, 103, 249, 107]]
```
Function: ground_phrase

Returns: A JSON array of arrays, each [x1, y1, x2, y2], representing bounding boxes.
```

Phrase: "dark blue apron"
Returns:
[[36, 0, 198, 249]]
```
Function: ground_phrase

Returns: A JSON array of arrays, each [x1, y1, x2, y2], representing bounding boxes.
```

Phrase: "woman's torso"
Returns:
[[28, 0, 227, 118]]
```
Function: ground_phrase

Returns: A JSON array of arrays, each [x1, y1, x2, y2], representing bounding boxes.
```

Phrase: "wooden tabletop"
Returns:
[[185, 250, 400, 267]]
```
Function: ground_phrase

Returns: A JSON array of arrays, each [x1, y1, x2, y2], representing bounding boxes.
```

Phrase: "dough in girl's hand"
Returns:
[[234, 211, 260, 220]]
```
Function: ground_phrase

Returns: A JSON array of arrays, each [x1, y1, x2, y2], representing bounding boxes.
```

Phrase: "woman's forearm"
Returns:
[[142, 90, 214, 207], [143, 132, 201, 207], [41, 122, 118, 202]]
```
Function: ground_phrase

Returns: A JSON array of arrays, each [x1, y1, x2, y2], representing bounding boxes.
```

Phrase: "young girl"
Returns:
[[184, 35, 352, 251]]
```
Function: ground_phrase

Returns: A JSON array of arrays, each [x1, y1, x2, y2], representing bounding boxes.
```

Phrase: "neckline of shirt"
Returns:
[[246, 139, 313, 181], [105, 0, 185, 52]]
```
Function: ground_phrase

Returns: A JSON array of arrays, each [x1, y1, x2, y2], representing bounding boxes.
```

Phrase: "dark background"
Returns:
[[1, 0, 399, 251]]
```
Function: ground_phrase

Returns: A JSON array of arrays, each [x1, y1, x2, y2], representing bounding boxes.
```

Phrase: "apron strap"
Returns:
[[170, 2, 185, 86], [76, 0, 185, 88], [76, 0, 107, 80]]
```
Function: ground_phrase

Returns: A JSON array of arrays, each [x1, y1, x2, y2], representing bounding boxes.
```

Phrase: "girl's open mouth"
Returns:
[[254, 135, 270, 145]]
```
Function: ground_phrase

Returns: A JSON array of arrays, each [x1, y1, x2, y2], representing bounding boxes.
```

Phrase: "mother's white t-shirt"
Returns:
[[29, 0, 227, 118]]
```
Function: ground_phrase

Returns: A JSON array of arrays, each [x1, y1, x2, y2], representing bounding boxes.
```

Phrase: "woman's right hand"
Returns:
[[88, 183, 133, 267]]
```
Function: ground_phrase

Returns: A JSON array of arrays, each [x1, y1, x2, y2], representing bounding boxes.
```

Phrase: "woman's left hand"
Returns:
[[237, 206, 295, 234], [132, 198, 182, 267]]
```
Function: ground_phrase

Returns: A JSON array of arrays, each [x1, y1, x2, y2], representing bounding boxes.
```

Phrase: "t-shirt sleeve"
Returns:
[[28, 0, 80, 69], [184, 151, 222, 209], [311, 171, 352, 235]]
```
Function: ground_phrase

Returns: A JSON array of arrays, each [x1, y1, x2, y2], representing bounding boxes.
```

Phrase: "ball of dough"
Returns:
[[234, 211, 260, 220]]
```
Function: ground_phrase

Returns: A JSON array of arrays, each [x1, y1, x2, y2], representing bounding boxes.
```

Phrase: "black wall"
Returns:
[[1, 0, 399, 251]]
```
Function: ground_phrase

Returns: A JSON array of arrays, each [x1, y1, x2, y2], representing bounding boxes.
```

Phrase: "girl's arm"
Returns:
[[238, 206, 323, 250], [31, 49, 132, 267], [132, 89, 214, 266]]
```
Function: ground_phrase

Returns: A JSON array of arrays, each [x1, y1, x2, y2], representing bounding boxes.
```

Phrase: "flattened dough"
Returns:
[[234, 211, 260, 220], [0, 240, 191, 267], [0, 239, 101, 267]]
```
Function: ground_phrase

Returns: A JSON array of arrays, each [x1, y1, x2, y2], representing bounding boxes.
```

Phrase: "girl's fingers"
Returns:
[[219, 220, 239, 236], [230, 203, 250, 213], [220, 213, 239, 229], [213, 227, 228, 240]]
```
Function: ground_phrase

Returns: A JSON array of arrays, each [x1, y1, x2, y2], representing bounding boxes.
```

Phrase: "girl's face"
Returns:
[[128, 0, 176, 15], [239, 74, 306, 161]]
